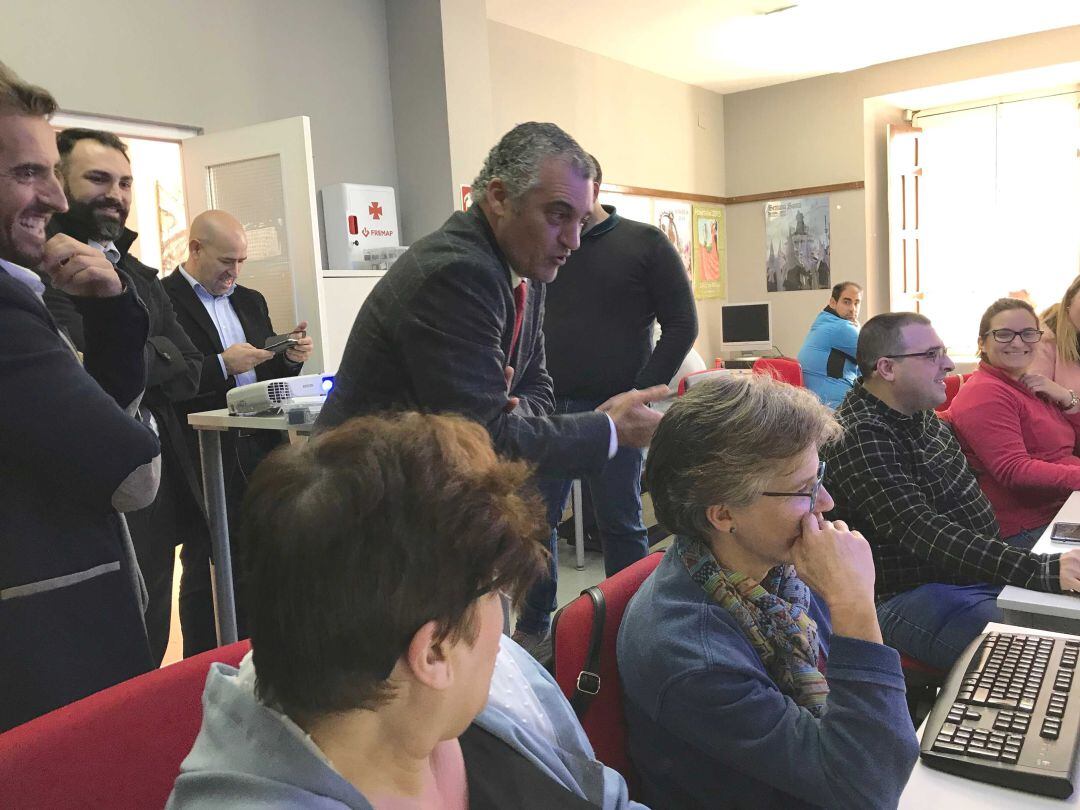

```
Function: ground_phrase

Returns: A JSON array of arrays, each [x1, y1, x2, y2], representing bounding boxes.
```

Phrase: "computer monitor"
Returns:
[[720, 302, 772, 354]]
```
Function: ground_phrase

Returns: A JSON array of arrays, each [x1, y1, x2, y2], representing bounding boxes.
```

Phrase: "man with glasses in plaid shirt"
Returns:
[[822, 312, 1080, 670]]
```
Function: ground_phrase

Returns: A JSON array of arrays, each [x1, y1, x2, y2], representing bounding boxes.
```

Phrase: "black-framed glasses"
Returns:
[[882, 346, 949, 363], [762, 461, 826, 513], [983, 328, 1043, 344]]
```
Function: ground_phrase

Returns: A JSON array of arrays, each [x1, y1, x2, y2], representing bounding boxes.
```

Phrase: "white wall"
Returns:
[[2, 0, 398, 193], [487, 21, 726, 361], [722, 25, 1080, 355]]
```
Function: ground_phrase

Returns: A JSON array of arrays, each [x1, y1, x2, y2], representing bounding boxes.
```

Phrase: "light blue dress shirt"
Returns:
[[177, 265, 258, 388], [0, 258, 46, 299]]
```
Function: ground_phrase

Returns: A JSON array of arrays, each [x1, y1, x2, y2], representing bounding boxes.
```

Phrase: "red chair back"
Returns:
[[552, 552, 664, 794], [751, 357, 804, 387], [677, 368, 739, 396], [0, 640, 251, 809]]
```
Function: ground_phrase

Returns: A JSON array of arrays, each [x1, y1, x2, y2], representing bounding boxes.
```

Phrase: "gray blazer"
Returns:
[[316, 206, 611, 478]]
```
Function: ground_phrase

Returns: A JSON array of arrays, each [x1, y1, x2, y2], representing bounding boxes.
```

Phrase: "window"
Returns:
[[50, 112, 199, 275], [889, 92, 1080, 358]]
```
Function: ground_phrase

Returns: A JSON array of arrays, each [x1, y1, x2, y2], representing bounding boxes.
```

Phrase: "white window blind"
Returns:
[[208, 155, 297, 334], [913, 93, 1080, 357]]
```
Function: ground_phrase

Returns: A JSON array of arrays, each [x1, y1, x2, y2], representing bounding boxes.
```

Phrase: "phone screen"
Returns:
[[1051, 522, 1080, 544]]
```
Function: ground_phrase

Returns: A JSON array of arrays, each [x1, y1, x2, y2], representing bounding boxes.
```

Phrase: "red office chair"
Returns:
[[677, 368, 737, 396], [551, 552, 664, 795], [900, 653, 947, 725], [0, 640, 251, 809], [751, 357, 804, 387]]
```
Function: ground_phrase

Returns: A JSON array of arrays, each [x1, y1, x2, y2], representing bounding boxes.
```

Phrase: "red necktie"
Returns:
[[509, 280, 527, 359]]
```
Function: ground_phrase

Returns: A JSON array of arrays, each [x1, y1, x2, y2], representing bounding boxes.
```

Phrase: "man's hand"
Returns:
[[284, 321, 314, 364], [222, 342, 274, 376], [503, 365, 519, 413], [40, 234, 122, 298], [1059, 548, 1080, 592], [792, 513, 881, 643], [596, 385, 669, 448]]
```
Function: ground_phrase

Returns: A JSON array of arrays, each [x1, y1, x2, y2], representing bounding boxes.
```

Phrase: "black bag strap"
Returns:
[[569, 585, 605, 719]]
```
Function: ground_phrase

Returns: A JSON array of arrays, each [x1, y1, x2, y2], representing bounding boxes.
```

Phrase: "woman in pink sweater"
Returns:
[[1030, 276, 1080, 391], [948, 298, 1080, 549]]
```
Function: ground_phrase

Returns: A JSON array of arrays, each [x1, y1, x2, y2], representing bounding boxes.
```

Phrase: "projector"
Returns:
[[226, 374, 335, 416]]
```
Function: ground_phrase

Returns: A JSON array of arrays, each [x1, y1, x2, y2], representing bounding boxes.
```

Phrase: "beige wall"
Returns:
[[722, 25, 1080, 357], [2, 0, 398, 193], [488, 21, 726, 361]]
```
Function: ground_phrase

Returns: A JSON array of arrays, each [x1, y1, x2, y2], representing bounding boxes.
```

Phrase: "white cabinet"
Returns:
[[321, 272, 386, 375]]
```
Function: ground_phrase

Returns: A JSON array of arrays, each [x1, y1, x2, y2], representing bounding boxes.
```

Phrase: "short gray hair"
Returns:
[[471, 122, 593, 206], [856, 312, 931, 377], [646, 374, 841, 544]]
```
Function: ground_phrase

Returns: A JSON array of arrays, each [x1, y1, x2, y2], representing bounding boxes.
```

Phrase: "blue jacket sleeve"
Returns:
[[651, 633, 918, 809]]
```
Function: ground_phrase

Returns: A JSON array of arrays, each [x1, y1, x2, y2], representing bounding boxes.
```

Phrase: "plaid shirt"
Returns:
[[822, 384, 1060, 602]]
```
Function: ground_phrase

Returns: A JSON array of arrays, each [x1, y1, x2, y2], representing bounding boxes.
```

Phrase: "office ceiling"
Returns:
[[485, 0, 1080, 94]]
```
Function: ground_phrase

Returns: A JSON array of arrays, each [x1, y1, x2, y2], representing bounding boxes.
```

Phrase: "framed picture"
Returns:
[[691, 204, 727, 300]]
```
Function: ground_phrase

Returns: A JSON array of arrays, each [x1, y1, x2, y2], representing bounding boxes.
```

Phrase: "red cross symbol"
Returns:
[[368, 201, 383, 220]]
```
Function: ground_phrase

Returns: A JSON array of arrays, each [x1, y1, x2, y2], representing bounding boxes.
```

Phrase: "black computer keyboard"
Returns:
[[919, 630, 1080, 798]]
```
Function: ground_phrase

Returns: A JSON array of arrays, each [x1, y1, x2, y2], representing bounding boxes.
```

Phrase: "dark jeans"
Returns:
[[516, 397, 648, 635], [178, 429, 280, 652], [126, 451, 216, 663], [876, 583, 1004, 671], [1004, 525, 1047, 551]]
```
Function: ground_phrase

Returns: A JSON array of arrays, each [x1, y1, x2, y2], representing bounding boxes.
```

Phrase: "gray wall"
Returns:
[[386, 0, 455, 244], [2, 0, 398, 192]]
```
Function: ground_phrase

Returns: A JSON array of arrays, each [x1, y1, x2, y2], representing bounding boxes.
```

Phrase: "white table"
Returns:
[[900, 622, 1080, 808], [998, 493, 1080, 634], [188, 408, 316, 645]]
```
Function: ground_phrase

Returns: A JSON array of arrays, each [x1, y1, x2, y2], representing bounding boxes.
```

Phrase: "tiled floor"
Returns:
[[160, 493, 669, 666]]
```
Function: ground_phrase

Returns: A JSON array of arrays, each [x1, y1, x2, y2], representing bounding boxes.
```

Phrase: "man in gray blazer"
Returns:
[[316, 123, 664, 479], [316, 124, 666, 647]]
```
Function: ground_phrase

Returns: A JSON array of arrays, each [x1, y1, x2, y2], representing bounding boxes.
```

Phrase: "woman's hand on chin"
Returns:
[[792, 513, 882, 644], [1020, 372, 1072, 407]]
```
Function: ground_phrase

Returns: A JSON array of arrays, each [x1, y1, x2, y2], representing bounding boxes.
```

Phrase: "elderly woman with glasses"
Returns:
[[947, 297, 1080, 549], [618, 374, 918, 810]]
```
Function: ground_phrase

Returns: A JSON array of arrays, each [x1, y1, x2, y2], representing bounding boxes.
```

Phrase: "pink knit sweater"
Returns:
[[947, 362, 1080, 538]]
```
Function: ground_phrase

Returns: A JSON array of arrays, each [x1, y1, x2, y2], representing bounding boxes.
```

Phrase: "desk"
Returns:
[[998, 492, 1080, 634], [188, 408, 316, 645], [900, 622, 1080, 808]]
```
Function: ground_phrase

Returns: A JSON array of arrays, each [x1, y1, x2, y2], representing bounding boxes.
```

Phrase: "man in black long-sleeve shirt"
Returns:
[[515, 155, 697, 644]]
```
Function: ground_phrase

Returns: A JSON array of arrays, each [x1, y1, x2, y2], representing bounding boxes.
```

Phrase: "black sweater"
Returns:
[[543, 208, 698, 400]]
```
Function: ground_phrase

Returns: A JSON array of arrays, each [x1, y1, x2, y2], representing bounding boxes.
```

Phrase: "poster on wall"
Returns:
[[691, 204, 727, 300], [155, 180, 188, 273], [460, 185, 472, 211], [654, 200, 692, 276], [764, 195, 831, 292]]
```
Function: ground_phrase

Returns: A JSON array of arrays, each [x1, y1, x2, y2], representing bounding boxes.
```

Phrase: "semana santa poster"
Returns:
[[691, 204, 727, 300]]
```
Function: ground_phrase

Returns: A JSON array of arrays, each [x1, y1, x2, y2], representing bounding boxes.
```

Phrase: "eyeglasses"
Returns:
[[762, 461, 826, 513], [881, 346, 949, 363], [982, 328, 1043, 344]]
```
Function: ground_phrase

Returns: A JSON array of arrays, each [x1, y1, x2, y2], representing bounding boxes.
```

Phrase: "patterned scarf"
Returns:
[[676, 536, 830, 717]]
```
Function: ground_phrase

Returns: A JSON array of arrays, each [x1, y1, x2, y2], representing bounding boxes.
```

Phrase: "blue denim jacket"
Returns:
[[618, 543, 919, 809]]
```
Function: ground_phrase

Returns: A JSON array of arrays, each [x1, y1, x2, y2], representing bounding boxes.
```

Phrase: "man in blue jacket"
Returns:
[[796, 281, 861, 407]]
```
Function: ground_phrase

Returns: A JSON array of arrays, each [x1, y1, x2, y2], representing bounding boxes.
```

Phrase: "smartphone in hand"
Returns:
[[264, 334, 299, 355]]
